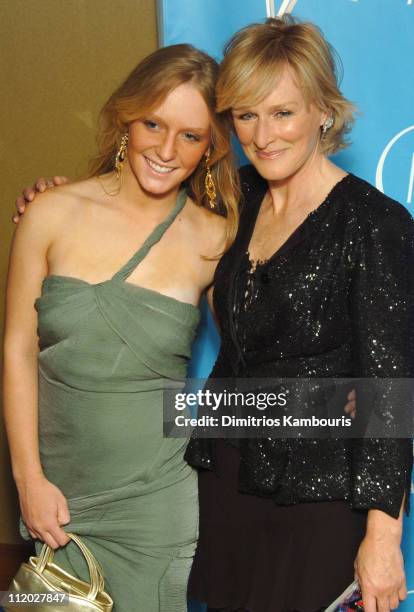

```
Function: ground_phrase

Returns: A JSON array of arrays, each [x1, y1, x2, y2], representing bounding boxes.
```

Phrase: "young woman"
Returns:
[[3, 43, 239, 612]]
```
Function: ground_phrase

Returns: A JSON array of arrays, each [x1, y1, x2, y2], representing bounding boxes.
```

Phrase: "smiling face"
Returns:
[[232, 66, 327, 183], [126, 82, 212, 197]]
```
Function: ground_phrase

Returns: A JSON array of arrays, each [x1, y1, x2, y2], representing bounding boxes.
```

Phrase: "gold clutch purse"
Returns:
[[3, 533, 113, 611]]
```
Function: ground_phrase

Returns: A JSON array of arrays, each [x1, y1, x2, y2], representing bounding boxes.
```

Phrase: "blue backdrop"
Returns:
[[158, 1, 414, 610]]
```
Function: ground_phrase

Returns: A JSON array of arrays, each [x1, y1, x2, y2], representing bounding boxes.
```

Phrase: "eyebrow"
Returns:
[[232, 101, 299, 112], [268, 101, 299, 110], [182, 127, 210, 133]]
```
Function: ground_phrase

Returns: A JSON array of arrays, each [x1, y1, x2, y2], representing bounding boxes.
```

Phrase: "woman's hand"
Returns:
[[13, 176, 69, 223], [344, 388, 356, 419], [17, 473, 71, 550], [354, 510, 406, 612]]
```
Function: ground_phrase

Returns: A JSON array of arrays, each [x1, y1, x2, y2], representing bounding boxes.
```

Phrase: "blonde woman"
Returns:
[[3, 43, 239, 612], [185, 17, 413, 612]]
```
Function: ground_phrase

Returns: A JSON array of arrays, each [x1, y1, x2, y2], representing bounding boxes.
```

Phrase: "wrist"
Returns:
[[13, 466, 45, 487], [366, 509, 403, 542]]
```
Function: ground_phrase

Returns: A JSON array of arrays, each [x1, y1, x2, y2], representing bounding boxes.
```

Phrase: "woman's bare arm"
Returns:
[[3, 194, 70, 548], [355, 497, 406, 612]]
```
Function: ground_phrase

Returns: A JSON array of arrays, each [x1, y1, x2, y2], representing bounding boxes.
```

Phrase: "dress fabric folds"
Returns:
[[21, 190, 200, 612]]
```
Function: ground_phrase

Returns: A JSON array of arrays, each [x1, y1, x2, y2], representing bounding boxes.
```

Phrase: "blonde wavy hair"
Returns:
[[89, 44, 240, 250], [216, 15, 356, 155]]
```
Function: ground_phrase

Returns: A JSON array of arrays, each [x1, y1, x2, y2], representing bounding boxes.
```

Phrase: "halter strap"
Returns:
[[111, 188, 187, 282]]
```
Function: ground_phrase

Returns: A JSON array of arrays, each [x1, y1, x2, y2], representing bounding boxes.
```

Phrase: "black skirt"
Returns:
[[188, 440, 367, 612]]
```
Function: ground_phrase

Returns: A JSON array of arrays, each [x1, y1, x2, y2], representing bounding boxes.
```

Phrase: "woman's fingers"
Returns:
[[47, 496, 71, 547], [359, 575, 405, 612], [41, 531, 60, 550], [51, 526, 70, 548], [28, 524, 69, 549], [398, 580, 407, 601], [347, 388, 356, 401], [54, 494, 71, 545], [344, 388, 356, 418], [344, 401, 356, 418], [15, 195, 27, 213], [58, 506, 71, 525], [60, 532, 71, 546], [22, 186, 36, 201], [27, 527, 39, 539], [362, 591, 393, 612], [52, 175, 69, 186], [344, 401, 355, 413], [377, 595, 390, 612], [362, 591, 377, 612], [13, 196, 26, 222], [34, 177, 49, 193], [360, 575, 404, 612], [22, 176, 53, 202], [57, 497, 71, 531], [36, 176, 68, 189], [40, 516, 70, 549]]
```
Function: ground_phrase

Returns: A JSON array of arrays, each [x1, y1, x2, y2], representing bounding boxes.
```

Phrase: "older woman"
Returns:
[[185, 16, 413, 612]]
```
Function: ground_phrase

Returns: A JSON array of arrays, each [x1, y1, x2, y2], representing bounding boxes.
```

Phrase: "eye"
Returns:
[[183, 132, 201, 143], [142, 119, 159, 130], [273, 110, 292, 119], [235, 112, 256, 121]]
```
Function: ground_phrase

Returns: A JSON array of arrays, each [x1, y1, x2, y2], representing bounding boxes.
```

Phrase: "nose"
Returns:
[[157, 131, 176, 162], [253, 117, 274, 150]]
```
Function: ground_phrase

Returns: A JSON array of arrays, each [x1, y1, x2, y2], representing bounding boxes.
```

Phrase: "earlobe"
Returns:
[[320, 108, 332, 127]]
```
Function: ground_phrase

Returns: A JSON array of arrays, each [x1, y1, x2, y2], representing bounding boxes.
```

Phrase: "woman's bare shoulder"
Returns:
[[15, 177, 99, 247], [187, 199, 228, 255], [20, 178, 98, 225], [40, 177, 100, 208], [55, 176, 101, 199]]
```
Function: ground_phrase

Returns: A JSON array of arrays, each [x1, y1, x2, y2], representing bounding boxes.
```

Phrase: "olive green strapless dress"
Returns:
[[20, 190, 200, 612]]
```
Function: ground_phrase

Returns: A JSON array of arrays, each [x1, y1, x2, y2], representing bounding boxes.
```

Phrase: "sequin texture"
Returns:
[[185, 166, 414, 518]]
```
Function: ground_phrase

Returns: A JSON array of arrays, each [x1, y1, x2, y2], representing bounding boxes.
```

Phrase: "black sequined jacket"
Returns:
[[185, 166, 414, 519]]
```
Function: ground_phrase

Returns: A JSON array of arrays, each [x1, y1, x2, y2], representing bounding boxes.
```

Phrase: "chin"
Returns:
[[252, 165, 289, 182], [137, 174, 181, 196], [251, 157, 303, 183]]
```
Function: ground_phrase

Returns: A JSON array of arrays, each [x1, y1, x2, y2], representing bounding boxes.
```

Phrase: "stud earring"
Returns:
[[321, 116, 334, 137], [204, 151, 217, 209]]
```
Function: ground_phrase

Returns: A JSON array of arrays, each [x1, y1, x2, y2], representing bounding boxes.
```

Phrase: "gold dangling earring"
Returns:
[[204, 151, 217, 209], [97, 132, 129, 197], [115, 132, 129, 180]]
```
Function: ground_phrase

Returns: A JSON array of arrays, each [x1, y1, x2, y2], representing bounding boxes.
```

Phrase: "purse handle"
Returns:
[[35, 532, 104, 600]]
